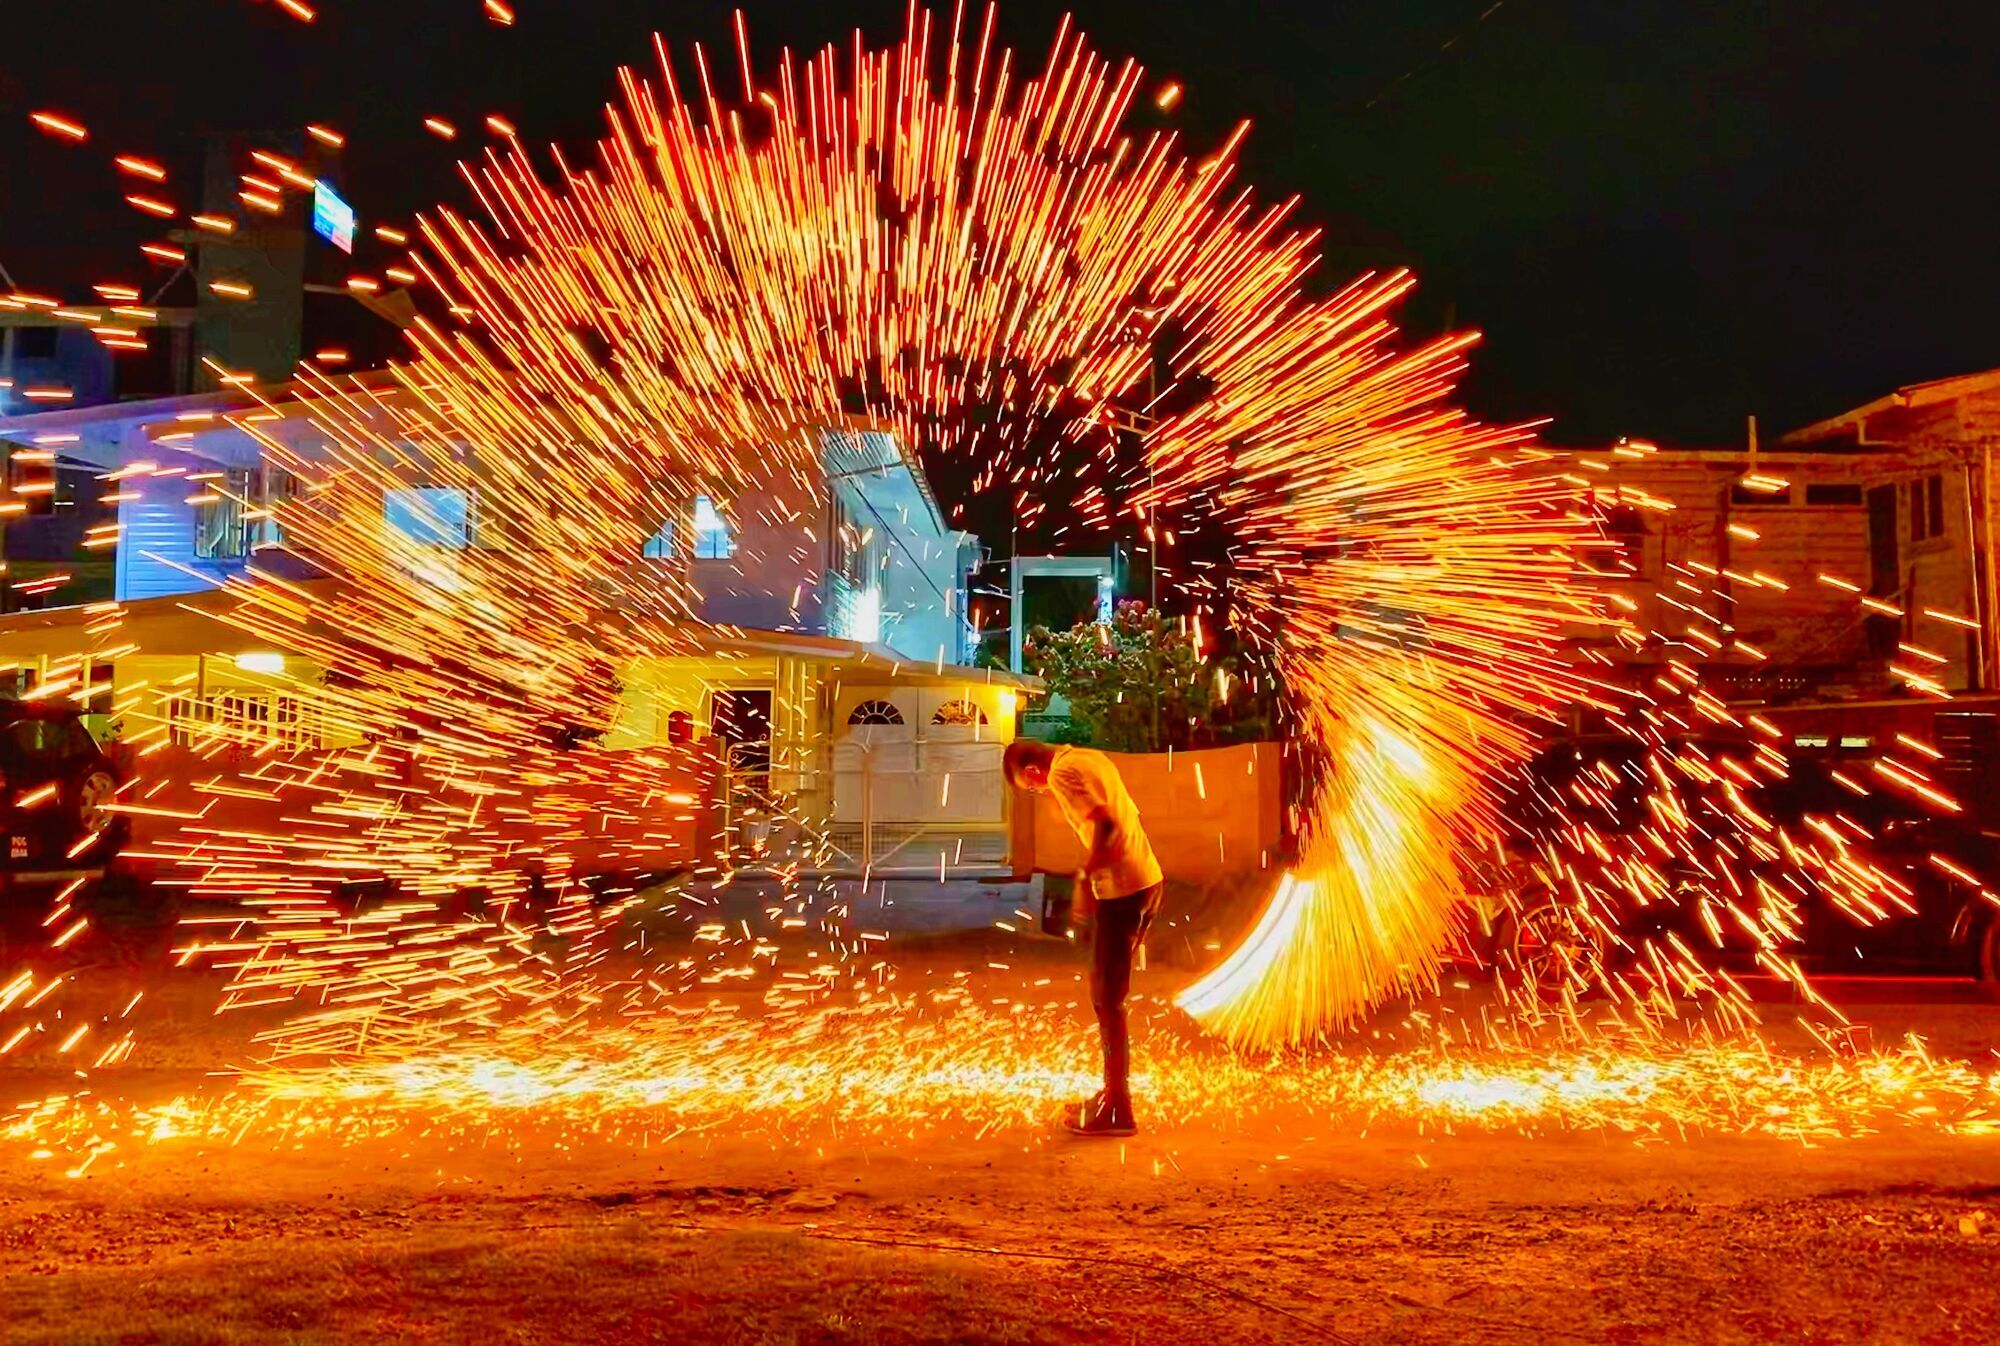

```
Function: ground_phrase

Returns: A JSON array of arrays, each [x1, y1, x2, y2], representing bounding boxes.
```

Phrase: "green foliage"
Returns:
[[1042, 718, 1095, 746], [1024, 602, 1215, 752]]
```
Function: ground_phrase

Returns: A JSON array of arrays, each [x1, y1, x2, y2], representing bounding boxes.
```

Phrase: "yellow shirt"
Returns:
[[1048, 746, 1164, 901]]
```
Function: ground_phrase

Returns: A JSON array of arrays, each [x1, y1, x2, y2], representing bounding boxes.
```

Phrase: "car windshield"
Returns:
[[1497, 737, 1750, 837], [0, 716, 85, 769]]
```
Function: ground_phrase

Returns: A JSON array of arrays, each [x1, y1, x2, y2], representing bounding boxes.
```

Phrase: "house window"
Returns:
[[251, 467, 298, 547], [385, 486, 472, 548], [931, 699, 987, 727], [4, 449, 54, 517], [193, 467, 255, 560], [848, 699, 904, 725], [831, 496, 867, 583], [1909, 475, 1946, 542], [692, 494, 732, 559], [641, 520, 675, 558], [13, 326, 58, 360], [1804, 483, 1863, 506]]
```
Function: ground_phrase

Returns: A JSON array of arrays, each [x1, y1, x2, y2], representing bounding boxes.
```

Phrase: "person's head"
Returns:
[[1002, 739, 1058, 792]]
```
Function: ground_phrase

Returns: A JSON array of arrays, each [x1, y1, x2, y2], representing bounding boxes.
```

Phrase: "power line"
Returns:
[[1360, 1, 1515, 113]]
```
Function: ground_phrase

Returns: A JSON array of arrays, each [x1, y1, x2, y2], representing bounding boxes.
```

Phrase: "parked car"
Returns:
[[113, 727, 721, 913], [1456, 732, 2000, 992], [0, 700, 131, 881]]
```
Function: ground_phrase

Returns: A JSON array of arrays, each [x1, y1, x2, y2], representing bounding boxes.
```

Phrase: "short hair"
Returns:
[[1002, 738, 1054, 786]]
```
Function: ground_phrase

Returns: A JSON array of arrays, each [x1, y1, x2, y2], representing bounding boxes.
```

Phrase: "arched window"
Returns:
[[666, 709, 694, 744], [931, 699, 987, 726], [848, 699, 904, 725]]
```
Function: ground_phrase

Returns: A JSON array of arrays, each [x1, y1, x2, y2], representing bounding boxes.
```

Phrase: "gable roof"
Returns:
[[1780, 367, 2000, 447]]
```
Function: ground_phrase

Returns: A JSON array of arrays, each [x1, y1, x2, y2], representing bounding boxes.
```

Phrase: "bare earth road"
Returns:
[[3, 891, 1998, 1344], [5, 1097, 2000, 1344]]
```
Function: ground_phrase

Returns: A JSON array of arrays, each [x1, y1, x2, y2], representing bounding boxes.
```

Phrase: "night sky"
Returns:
[[4, 0, 1996, 446]]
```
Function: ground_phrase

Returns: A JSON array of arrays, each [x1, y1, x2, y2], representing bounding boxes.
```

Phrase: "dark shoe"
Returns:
[[1063, 1092, 1137, 1138]]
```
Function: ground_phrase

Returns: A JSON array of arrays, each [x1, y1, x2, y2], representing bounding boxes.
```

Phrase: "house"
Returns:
[[0, 305, 200, 611], [1545, 438, 1886, 699], [0, 381, 1032, 872], [1544, 369, 2000, 702], [1776, 367, 2000, 695]]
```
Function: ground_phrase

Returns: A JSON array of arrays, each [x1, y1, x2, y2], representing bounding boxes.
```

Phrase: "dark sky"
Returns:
[[4, 0, 1996, 446]]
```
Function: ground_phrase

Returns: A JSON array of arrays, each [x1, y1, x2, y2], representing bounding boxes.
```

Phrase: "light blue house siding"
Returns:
[[816, 430, 977, 665], [114, 488, 209, 600], [111, 433, 258, 601], [9, 395, 978, 663]]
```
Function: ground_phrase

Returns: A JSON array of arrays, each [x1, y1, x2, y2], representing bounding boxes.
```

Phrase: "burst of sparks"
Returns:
[[6, 1004, 1997, 1177], [0, 6, 1990, 1147]]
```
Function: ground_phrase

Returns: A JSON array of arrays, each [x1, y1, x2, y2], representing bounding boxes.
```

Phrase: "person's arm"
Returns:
[[1081, 810, 1121, 875]]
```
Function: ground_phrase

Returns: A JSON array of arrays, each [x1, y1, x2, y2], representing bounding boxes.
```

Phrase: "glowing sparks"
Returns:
[[0, 9, 1992, 1139], [113, 155, 167, 181], [29, 110, 88, 141], [4, 1008, 1997, 1171]]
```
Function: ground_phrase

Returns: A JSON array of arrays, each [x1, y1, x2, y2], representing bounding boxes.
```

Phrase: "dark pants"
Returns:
[[1089, 882, 1163, 1105]]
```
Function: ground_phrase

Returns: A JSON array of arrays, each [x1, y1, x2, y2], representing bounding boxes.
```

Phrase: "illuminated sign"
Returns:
[[311, 179, 356, 253]]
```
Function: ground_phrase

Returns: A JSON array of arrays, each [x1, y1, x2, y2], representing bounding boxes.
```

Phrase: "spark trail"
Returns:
[[0, 7, 1981, 1091], [256, 8, 1600, 1047]]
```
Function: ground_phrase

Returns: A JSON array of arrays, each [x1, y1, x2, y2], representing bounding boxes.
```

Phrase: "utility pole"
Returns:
[[1982, 438, 1999, 691], [1150, 608, 1162, 752]]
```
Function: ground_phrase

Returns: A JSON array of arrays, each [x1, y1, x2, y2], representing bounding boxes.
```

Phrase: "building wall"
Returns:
[[1009, 742, 1285, 882], [0, 324, 117, 411], [111, 436, 254, 602], [606, 654, 781, 748], [30, 404, 977, 669], [839, 483, 970, 666], [1575, 451, 1877, 679], [691, 468, 827, 633], [1832, 402, 1995, 689], [1779, 381, 2000, 691], [1554, 435, 2000, 694]]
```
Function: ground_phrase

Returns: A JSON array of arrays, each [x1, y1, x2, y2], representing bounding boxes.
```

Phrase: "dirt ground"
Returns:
[[6, 1115, 2000, 1344], [4, 886, 2000, 1344]]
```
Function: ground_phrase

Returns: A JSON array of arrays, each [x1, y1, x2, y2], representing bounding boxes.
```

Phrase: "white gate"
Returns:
[[829, 695, 1007, 872]]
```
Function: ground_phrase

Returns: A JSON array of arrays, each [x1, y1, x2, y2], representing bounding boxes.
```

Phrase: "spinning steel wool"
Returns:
[[0, 9, 1989, 1139]]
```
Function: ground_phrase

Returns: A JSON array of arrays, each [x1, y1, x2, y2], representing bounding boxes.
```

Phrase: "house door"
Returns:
[[711, 689, 773, 772], [1865, 484, 1900, 656]]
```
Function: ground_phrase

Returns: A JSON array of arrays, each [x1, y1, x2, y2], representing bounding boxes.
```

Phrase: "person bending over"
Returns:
[[1004, 739, 1165, 1137]]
